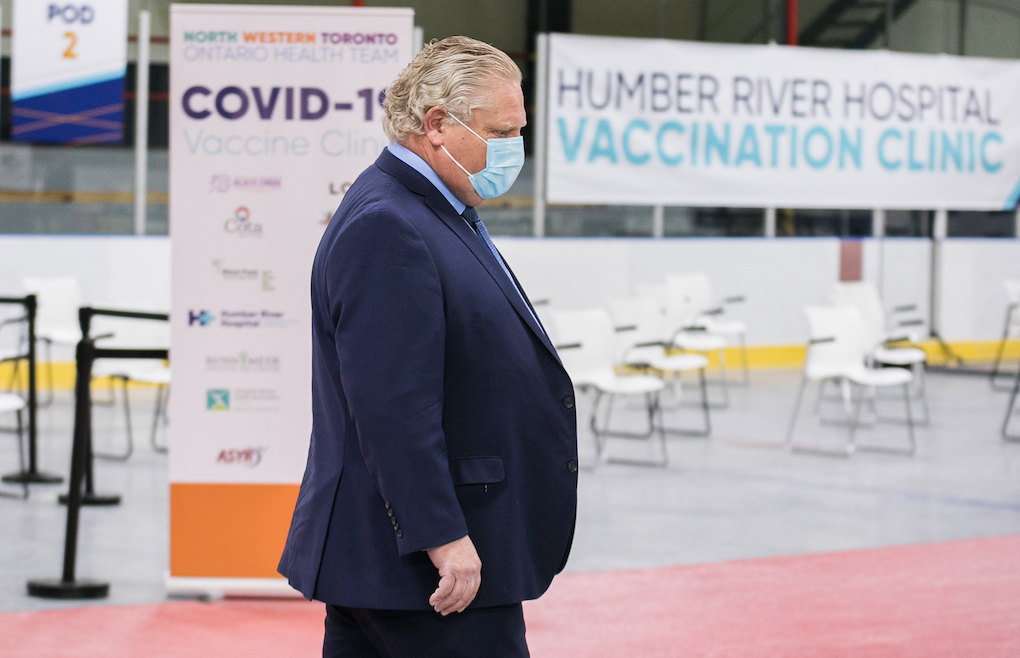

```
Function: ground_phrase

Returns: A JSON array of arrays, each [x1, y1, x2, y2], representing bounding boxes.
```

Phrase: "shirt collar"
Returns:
[[387, 142, 466, 216]]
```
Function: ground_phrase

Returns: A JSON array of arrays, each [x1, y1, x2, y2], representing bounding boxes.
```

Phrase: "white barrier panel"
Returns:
[[546, 34, 1020, 210], [168, 4, 413, 593]]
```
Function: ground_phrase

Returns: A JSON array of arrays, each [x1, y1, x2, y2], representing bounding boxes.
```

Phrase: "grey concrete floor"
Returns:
[[2, 368, 1020, 613]]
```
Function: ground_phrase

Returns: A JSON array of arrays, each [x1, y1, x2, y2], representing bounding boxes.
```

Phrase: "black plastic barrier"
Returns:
[[0, 294, 63, 489], [28, 307, 168, 600]]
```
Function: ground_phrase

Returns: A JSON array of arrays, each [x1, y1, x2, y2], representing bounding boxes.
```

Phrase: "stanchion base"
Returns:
[[2, 470, 64, 485], [58, 492, 121, 506], [27, 578, 109, 600]]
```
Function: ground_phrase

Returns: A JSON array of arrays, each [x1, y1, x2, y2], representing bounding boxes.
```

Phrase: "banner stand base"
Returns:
[[27, 578, 109, 599], [165, 575, 303, 601]]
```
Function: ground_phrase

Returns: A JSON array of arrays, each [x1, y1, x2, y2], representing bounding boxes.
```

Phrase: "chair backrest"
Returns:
[[21, 276, 82, 335], [636, 282, 698, 334], [606, 296, 668, 364], [1005, 280, 1020, 332], [830, 281, 885, 348], [1005, 280, 1020, 305], [666, 273, 714, 316], [803, 305, 869, 379], [547, 308, 617, 385]]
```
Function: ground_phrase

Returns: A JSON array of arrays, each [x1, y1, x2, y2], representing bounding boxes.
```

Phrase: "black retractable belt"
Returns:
[[28, 306, 168, 600]]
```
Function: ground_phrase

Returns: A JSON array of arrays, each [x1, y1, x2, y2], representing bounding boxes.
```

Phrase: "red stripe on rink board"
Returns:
[[169, 483, 299, 578], [839, 239, 863, 282], [3, 535, 1019, 656]]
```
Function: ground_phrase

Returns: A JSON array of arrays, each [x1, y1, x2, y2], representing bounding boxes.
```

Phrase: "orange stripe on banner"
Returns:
[[169, 483, 299, 578]]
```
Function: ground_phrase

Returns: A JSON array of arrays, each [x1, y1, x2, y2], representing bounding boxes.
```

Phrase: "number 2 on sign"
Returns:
[[63, 32, 78, 59]]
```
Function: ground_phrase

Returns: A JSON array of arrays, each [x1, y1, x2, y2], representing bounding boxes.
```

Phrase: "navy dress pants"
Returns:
[[323, 603, 529, 657]]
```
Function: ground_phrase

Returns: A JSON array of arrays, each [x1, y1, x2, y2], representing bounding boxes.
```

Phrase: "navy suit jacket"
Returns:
[[278, 149, 578, 610]]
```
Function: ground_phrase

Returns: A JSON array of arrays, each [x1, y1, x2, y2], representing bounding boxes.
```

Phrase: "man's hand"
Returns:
[[426, 535, 481, 615]]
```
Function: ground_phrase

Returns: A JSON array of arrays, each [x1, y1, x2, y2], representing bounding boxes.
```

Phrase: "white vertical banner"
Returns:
[[168, 4, 413, 593]]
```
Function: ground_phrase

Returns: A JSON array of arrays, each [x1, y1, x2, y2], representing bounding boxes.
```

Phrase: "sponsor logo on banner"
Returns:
[[328, 181, 352, 196], [215, 447, 267, 468], [205, 352, 282, 372], [206, 389, 230, 410], [187, 308, 296, 329], [188, 309, 215, 326], [223, 206, 263, 236], [211, 259, 276, 291], [208, 174, 283, 193], [206, 387, 281, 412]]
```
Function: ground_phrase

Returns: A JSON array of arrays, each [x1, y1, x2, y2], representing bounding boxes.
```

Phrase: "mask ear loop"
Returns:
[[441, 145, 472, 176], [447, 112, 488, 144]]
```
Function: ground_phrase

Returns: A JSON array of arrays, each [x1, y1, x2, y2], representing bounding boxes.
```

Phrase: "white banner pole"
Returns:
[[873, 207, 886, 295], [764, 207, 777, 238], [133, 10, 151, 236], [533, 33, 548, 238], [652, 205, 664, 238]]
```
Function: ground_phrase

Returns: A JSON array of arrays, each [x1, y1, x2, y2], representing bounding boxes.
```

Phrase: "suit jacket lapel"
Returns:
[[376, 150, 560, 363]]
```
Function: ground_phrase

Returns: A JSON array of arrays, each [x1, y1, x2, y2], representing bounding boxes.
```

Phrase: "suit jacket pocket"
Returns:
[[449, 456, 505, 486]]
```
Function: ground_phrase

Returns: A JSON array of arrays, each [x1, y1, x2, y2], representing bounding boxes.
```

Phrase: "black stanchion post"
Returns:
[[27, 336, 109, 599], [58, 307, 120, 507], [2, 294, 63, 486]]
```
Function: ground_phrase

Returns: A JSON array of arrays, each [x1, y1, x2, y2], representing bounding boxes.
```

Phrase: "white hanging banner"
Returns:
[[168, 3, 413, 593], [11, 0, 127, 143], [546, 33, 1020, 210]]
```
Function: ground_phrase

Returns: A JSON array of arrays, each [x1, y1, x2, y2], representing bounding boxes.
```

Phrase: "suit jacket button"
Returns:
[[396, 528, 403, 538], [562, 394, 575, 409], [567, 460, 578, 473]]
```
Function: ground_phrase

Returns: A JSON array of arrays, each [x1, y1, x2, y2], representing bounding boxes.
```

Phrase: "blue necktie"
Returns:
[[463, 207, 543, 333]]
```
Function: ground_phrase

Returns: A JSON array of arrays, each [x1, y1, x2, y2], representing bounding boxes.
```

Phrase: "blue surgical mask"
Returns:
[[441, 113, 524, 199]]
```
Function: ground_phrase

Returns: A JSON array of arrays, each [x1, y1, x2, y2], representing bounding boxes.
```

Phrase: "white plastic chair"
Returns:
[[0, 393, 28, 499], [666, 273, 749, 384], [831, 281, 928, 423], [990, 279, 1020, 390], [606, 296, 711, 437], [549, 308, 667, 466], [786, 306, 916, 457], [638, 281, 730, 408], [90, 316, 170, 459], [21, 277, 83, 406]]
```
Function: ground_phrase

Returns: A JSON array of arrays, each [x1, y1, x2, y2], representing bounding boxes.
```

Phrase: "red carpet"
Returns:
[[3, 536, 1019, 657]]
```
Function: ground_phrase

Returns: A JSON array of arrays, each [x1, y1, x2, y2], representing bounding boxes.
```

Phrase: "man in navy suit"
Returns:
[[278, 36, 578, 656]]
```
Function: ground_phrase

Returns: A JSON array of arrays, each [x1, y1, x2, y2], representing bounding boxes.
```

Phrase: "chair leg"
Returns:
[[715, 347, 730, 407], [856, 383, 916, 456], [94, 376, 134, 461], [659, 369, 712, 438], [990, 310, 1015, 390], [914, 363, 930, 425], [737, 333, 750, 385], [38, 339, 55, 408], [785, 374, 809, 449], [2, 408, 29, 500], [591, 390, 667, 467], [789, 376, 855, 458], [151, 384, 169, 453], [1002, 369, 1020, 442]]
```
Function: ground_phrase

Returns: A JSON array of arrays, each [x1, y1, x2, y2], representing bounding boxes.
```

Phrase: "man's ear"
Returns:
[[423, 106, 448, 147]]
